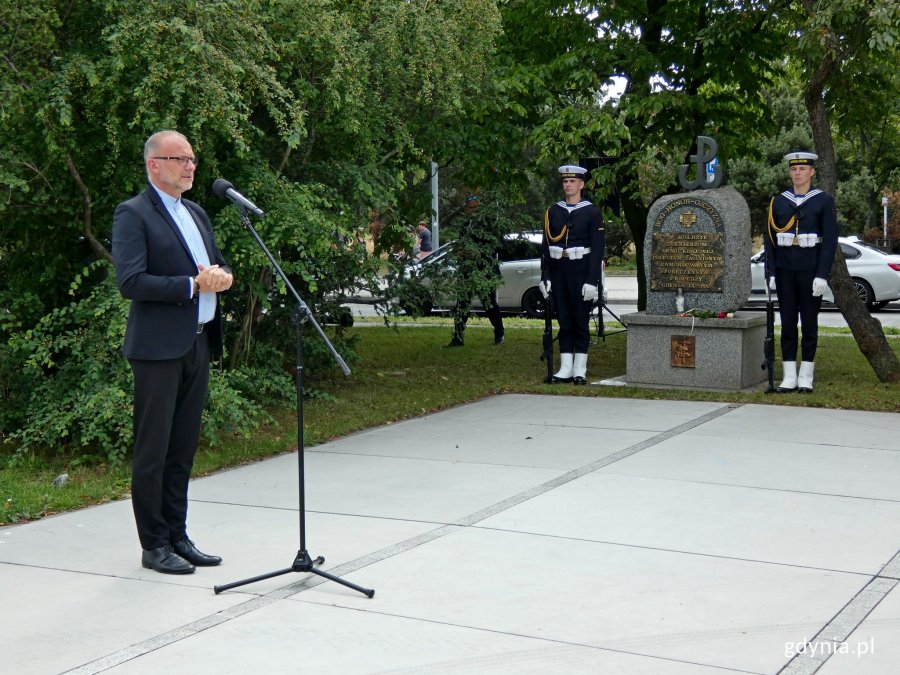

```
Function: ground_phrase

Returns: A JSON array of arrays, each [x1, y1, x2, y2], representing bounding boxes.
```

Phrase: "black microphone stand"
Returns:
[[214, 207, 374, 598]]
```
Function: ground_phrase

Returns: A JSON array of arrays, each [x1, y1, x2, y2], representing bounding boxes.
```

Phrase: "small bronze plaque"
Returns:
[[671, 335, 696, 368]]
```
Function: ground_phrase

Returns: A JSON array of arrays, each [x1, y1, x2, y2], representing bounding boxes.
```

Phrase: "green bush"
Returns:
[[5, 262, 134, 463], [2, 262, 298, 464]]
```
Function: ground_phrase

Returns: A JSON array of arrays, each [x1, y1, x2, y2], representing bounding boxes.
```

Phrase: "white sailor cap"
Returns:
[[784, 151, 817, 166], [558, 164, 588, 180]]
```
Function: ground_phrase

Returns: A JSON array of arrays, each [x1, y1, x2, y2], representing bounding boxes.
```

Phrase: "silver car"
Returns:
[[749, 236, 900, 310], [401, 232, 546, 317]]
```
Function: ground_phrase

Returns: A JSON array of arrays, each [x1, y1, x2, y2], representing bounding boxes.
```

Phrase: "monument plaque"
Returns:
[[671, 335, 695, 368], [651, 231, 724, 292]]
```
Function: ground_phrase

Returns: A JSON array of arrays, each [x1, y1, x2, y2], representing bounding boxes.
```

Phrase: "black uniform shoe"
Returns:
[[142, 545, 195, 574], [443, 339, 464, 348], [797, 386, 813, 394], [550, 375, 573, 384], [494, 333, 505, 345], [573, 376, 587, 385], [172, 537, 222, 566], [775, 386, 797, 393]]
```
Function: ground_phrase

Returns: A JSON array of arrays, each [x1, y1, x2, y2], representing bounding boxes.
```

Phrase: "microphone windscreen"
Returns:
[[212, 178, 234, 199]]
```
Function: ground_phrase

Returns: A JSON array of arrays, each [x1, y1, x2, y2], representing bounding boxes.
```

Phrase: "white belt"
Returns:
[[777, 233, 822, 247], [549, 246, 591, 260]]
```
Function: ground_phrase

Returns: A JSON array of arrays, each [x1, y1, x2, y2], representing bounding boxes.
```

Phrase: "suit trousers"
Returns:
[[128, 332, 210, 550], [549, 258, 591, 353], [775, 267, 823, 362]]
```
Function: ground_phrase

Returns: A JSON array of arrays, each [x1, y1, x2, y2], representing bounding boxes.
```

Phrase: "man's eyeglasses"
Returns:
[[153, 156, 198, 166]]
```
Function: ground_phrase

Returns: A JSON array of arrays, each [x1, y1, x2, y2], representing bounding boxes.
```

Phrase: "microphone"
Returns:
[[212, 178, 265, 217]]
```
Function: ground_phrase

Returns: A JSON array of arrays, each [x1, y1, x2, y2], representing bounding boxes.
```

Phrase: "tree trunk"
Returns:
[[65, 153, 113, 263], [229, 267, 272, 369], [829, 246, 900, 382], [805, 67, 900, 383], [622, 194, 649, 310]]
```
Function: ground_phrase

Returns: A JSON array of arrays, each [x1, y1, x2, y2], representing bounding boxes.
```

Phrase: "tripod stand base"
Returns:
[[213, 550, 375, 598], [595, 302, 627, 340]]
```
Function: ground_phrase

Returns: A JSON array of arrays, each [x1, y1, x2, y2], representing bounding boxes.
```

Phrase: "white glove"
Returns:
[[768, 276, 776, 291], [539, 280, 551, 298], [798, 233, 817, 248], [582, 283, 598, 302], [548, 245, 563, 260], [568, 246, 585, 260], [812, 277, 828, 297], [777, 232, 795, 247]]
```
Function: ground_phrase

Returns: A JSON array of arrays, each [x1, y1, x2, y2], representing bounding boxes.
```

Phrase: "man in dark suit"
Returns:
[[112, 130, 233, 574]]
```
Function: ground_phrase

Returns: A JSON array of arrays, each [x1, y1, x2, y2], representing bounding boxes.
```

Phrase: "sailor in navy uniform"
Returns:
[[764, 151, 838, 393], [539, 165, 605, 384]]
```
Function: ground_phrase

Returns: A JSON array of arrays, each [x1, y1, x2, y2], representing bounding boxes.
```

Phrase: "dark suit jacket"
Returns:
[[112, 186, 230, 360]]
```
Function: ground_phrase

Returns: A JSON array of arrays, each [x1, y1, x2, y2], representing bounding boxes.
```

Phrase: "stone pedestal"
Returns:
[[621, 311, 767, 391]]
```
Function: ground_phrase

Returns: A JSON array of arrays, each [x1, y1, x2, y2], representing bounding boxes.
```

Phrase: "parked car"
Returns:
[[748, 236, 900, 310], [399, 232, 547, 318]]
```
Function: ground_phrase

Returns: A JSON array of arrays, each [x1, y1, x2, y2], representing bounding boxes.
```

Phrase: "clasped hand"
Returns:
[[196, 264, 233, 293]]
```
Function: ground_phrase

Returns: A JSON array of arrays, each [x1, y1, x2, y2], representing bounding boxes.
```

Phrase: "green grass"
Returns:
[[2, 320, 898, 524]]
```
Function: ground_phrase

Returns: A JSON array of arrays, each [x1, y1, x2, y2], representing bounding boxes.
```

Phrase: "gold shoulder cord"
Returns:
[[544, 208, 568, 244], [767, 197, 796, 246]]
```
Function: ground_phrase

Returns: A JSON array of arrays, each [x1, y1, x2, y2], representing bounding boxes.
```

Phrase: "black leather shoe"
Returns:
[[494, 332, 505, 345], [443, 339, 464, 348], [776, 386, 797, 393], [550, 375, 573, 384], [798, 386, 813, 393], [573, 376, 587, 385], [142, 545, 195, 574], [173, 537, 222, 566]]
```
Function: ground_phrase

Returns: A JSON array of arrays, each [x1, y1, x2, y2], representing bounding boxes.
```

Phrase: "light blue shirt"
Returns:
[[151, 184, 215, 324]]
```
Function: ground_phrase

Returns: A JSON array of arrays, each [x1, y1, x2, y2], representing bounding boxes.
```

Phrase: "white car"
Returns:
[[749, 236, 900, 310], [400, 232, 546, 317]]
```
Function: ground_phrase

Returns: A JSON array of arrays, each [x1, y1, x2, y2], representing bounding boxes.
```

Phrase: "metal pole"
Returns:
[[430, 160, 440, 250], [883, 196, 889, 242]]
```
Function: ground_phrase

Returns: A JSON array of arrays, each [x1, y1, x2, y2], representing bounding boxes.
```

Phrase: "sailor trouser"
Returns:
[[775, 267, 823, 362], [549, 258, 592, 353]]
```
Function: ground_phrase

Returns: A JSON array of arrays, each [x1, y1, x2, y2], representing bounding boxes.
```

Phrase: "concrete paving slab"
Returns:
[[298, 527, 866, 674], [684, 403, 900, 451], [424, 393, 730, 431], [103, 597, 734, 675], [316, 418, 657, 469], [481, 472, 900, 573], [0, 500, 434, 594], [0, 564, 242, 675], [599, 434, 900, 502], [190, 451, 564, 523]]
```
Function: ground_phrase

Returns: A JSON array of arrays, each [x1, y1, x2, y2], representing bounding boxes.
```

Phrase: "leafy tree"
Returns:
[[486, 1, 789, 308], [1, 0, 502, 458], [791, 0, 900, 382]]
